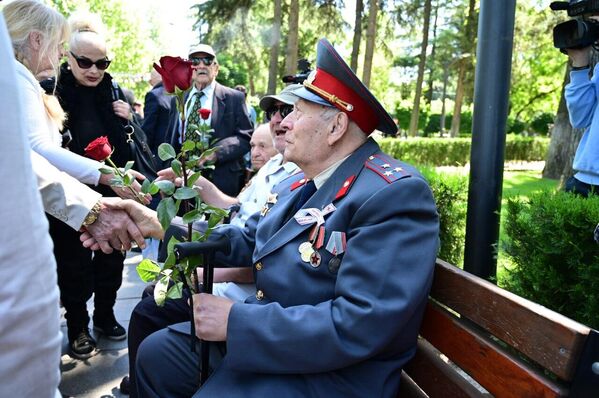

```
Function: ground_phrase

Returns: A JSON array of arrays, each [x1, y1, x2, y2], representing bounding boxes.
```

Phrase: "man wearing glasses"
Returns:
[[182, 44, 253, 197]]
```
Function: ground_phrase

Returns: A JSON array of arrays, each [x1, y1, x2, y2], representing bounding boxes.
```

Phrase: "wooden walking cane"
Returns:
[[174, 236, 231, 384]]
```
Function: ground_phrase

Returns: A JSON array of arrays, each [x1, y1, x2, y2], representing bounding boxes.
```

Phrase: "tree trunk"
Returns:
[[350, 0, 363, 72], [284, 0, 300, 76], [362, 0, 378, 88], [449, 0, 476, 138], [425, 0, 439, 104], [440, 63, 450, 136], [408, 0, 432, 137], [267, 0, 282, 94], [450, 61, 466, 137]]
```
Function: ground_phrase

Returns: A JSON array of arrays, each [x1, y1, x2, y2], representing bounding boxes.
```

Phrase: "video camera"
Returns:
[[552, 0, 599, 52], [282, 59, 312, 84]]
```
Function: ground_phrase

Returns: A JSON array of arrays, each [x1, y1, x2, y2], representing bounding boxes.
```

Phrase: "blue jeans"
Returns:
[[564, 176, 599, 197]]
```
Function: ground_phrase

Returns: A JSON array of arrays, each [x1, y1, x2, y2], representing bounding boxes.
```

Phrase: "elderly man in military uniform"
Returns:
[[105, 38, 439, 398]]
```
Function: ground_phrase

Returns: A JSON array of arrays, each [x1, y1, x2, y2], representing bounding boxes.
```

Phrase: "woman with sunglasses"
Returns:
[[42, 12, 151, 361]]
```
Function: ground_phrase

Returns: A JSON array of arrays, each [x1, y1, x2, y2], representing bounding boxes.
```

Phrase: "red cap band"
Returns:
[[308, 68, 378, 134]]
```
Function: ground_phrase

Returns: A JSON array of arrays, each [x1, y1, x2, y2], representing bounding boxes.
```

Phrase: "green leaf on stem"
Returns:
[[187, 171, 201, 186], [173, 187, 198, 200], [158, 143, 176, 161], [171, 159, 182, 177], [123, 173, 132, 185], [136, 259, 161, 282], [166, 282, 183, 300], [185, 160, 199, 169], [182, 209, 203, 224], [157, 197, 177, 231], [124, 161, 135, 173], [182, 140, 196, 152], [100, 167, 113, 174], [141, 179, 160, 195], [207, 212, 222, 229], [186, 123, 199, 132], [154, 273, 171, 306], [154, 180, 175, 195], [110, 177, 123, 186]]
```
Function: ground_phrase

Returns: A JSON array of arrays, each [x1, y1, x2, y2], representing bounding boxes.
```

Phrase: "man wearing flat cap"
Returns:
[[132, 38, 440, 398], [177, 44, 253, 196]]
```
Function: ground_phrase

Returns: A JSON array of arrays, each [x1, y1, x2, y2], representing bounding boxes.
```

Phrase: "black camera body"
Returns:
[[282, 59, 312, 84], [552, 0, 599, 51]]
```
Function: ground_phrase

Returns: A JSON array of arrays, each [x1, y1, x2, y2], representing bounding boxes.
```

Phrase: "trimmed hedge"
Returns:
[[378, 136, 549, 166], [421, 168, 468, 267], [502, 191, 599, 329]]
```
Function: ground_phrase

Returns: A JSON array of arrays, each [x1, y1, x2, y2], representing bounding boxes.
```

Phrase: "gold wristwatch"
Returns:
[[82, 200, 102, 227]]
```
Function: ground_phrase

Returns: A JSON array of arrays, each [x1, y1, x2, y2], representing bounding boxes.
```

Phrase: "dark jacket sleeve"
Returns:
[[213, 89, 252, 163], [142, 90, 160, 151]]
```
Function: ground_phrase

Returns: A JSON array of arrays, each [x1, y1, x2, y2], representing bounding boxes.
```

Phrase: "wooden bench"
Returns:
[[399, 259, 599, 398]]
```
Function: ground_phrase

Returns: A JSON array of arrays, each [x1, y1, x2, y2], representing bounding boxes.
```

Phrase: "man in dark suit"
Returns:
[[142, 69, 173, 159], [129, 38, 440, 398], [178, 44, 253, 197]]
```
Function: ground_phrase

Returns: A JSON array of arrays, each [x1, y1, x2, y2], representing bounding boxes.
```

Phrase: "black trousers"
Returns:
[[128, 285, 191, 398], [48, 215, 125, 341]]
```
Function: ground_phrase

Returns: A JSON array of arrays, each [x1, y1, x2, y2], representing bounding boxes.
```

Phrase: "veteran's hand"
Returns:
[[83, 197, 145, 253], [155, 167, 183, 187], [192, 293, 233, 341]]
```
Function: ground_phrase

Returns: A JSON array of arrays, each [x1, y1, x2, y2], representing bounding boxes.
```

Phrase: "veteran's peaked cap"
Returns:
[[294, 38, 398, 136]]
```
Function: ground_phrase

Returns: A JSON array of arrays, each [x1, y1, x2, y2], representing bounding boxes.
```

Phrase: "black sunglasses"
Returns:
[[70, 51, 111, 70], [190, 56, 215, 66], [265, 104, 293, 121]]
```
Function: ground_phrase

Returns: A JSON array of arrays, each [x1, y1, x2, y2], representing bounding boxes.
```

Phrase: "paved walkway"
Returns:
[[58, 251, 145, 398]]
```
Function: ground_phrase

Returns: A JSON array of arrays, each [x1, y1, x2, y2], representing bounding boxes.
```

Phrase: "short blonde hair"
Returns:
[[3, 0, 68, 74], [68, 11, 107, 54]]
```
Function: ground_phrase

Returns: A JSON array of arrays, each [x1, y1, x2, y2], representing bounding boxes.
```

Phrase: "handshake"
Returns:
[[79, 198, 164, 254]]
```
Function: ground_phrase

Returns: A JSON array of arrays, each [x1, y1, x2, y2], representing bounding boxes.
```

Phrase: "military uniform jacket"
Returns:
[[199, 138, 439, 398]]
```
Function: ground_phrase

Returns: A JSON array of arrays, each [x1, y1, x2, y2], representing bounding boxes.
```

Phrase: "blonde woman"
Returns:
[[5, 1, 146, 360]]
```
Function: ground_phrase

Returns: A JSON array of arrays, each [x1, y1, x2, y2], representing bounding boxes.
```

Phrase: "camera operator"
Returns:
[[564, 14, 599, 196]]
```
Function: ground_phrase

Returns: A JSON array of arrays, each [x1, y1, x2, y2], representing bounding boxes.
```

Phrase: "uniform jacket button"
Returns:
[[255, 290, 264, 300], [255, 262, 263, 271]]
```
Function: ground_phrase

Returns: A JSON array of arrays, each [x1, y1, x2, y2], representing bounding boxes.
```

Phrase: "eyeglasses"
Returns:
[[190, 56, 215, 66], [69, 51, 111, 70], [265, 104, 293, 121]]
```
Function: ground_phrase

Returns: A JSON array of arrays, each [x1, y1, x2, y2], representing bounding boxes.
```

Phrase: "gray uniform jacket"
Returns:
[[193, 138, 439, 398]]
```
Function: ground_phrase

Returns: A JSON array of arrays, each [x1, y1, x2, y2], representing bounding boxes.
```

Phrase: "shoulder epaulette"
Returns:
[[364, 154, 411, 183]]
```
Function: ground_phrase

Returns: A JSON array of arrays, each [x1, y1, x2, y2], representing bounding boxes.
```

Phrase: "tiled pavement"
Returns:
[[58, 251, 146, 398]]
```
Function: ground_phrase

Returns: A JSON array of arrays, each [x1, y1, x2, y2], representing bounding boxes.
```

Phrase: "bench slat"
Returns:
[[398, 372, 428, 398], [404, 339, 488, 398], [420, 301, 567, 398], [430, 259, 590, 381]]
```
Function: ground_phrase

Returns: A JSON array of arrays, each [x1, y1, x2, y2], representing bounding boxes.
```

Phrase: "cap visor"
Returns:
[[259, 92, 300, 111], [294, 87, 333, 107]]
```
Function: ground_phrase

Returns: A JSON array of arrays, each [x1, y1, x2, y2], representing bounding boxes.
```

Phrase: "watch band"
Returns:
[[572, 65, 590, 71], [82, 200, 102, 227]]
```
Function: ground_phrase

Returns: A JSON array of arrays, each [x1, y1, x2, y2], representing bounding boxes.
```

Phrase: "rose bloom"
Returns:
[[84, 136, 112, 161], [199, 108, 211, 120], [153, 56, 193, 93]]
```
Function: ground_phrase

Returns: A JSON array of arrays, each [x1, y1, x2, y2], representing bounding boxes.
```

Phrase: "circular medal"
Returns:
[[328, 256, 341, 274], [309, 250, 321, 268], [301, 248, 313, 263], [298, 241, 312, 254]]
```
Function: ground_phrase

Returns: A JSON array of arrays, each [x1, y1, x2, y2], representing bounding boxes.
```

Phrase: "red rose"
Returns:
[[85, 136, 112, 161], [198, 108, 211, 120], [153, 56, 193, 94]]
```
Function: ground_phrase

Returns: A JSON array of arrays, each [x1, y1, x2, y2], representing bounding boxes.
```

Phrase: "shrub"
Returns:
[[421, 168, 468, 266], [378, 136, 549, 166], [507, 117, 526, 135], [502, 191, 599, 329]]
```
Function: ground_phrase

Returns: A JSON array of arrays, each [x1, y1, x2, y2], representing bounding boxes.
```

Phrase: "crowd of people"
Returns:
[[0, 1, 441, 398]]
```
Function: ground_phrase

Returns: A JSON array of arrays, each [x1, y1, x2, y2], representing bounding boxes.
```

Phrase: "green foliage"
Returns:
[[378, 136, 550, 166], [502, 192, 599, 329], [507, 117, 526, 135], [421, 168, 467, 266], [529, 112, 555, 136]]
